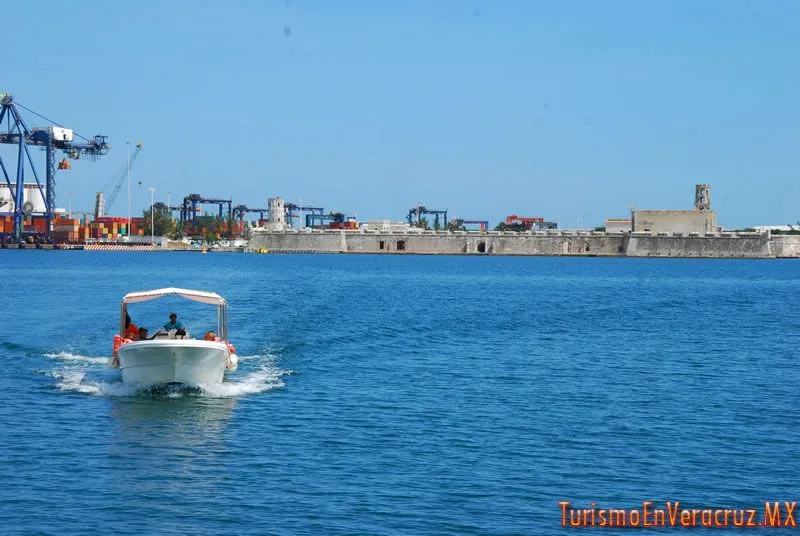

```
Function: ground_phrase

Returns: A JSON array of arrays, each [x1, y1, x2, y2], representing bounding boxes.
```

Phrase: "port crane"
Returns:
[[450, 219, 489, 231], [94, 141, 143, 219], [154, 201, 187, 218], [407, 204, 448, 229], [180, 194, 232, 224], [165, 204, 184, 219], [0, 93, 109, 242], [306, 212, 345, 228], [505, 215, 544, 227], [69, 210, 94, 222], [502, 214, 556, 231], [232, 204, 269, 236], [232, 204, 269, 222], [180, 194, 233, 238], [284, 202, 323, 228], [149, 201, 184, 219]]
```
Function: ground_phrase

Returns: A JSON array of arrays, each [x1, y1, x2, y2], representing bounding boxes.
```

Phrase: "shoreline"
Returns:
[[3, 230, 799, 258], [247, 229, 800, 259]]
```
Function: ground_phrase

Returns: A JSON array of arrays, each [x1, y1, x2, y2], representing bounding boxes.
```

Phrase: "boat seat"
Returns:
[[152, 329, 192, 340], [172, 329, 191, 340]]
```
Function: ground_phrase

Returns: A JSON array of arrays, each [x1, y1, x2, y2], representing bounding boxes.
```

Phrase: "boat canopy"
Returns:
[[120, 288, 229, 340], [122, 288, 227, 307]]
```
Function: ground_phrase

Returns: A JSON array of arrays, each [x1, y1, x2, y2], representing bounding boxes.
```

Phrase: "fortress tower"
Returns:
[[695, 184, 711, 211]]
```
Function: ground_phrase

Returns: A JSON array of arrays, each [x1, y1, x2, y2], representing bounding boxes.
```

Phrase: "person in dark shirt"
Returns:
[[124, 313, 139, 339], [134, 327, 152, 341]]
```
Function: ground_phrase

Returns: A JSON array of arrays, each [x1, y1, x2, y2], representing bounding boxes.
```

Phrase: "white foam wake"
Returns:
[[200, 367, 287, 398], [50, 369, 140, 397], [45, 351, 109, 365], [48, 352, 289, 398]]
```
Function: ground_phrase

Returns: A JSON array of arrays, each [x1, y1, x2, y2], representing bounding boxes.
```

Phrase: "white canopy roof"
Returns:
[[122, 287, 227, 306]]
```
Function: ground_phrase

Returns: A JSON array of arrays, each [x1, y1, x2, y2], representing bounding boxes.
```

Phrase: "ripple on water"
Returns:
[[1, 254, 799, 535]]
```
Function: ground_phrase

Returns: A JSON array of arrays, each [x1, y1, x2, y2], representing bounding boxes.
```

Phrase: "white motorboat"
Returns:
[[111, 288, 238, 387]]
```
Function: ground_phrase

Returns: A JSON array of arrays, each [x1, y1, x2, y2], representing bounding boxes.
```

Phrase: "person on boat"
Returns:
[[124, 313, 138, 339], [163, 312, 184, 331], [134, 327, 153, 341], [203, 330, 218, 341]]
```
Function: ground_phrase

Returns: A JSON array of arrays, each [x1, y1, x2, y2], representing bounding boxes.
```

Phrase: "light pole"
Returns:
[[167, 191, 172, 238], [126, 142, 131, 236], [148, 186, 155, 246], [67, 192, 72, 219], [297, 196, 303, 228]]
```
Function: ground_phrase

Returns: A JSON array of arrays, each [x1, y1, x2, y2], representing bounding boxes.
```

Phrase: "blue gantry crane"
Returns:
[[165, 204, 184, 219], [180, 194, 233, 238], [306, 212, 345, 228], [0, 93, 110, 242], [232, 205, 270, 237], [407, 204, 448, 229], [284, 202, 323, 228], [153, 201, 189, 222], [180, 194, 232, 225], [232, 204, 269, 222], [451, 219, 489, 231]]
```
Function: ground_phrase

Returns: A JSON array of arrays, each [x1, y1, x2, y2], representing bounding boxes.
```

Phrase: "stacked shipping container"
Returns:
[[47, 216, 147, 243], [53, 217, 86, 243], [0, 215, 49, 236], [3, 215, 246, 243]]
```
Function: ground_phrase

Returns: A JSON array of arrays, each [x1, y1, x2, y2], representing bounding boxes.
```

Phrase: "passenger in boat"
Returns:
[[203, 330, 218, 341], [124, 313, 138, 339], [163, 312, 184, 331], [134, 327, 153, 341]]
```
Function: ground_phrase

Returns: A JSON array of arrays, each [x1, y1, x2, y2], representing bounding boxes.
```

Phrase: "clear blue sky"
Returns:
[[2, 0, 798, 228]]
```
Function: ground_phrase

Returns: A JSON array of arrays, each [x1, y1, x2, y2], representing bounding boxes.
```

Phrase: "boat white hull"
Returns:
[[117, 340, 229, 387]]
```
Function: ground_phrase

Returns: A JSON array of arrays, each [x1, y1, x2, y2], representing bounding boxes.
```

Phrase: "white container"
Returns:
[[49, 127, 74, 142]]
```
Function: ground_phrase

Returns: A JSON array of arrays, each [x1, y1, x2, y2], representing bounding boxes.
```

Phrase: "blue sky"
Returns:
[[2, 0, 798, 228]]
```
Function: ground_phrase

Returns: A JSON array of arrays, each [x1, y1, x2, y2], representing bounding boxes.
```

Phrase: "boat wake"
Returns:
[[44, 350, 290, 398], [44, 351, 109, 366]]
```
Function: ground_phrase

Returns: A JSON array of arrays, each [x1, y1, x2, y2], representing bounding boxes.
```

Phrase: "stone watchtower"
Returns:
[[264, 197, 286, 231], [695, 184, 711, 211]]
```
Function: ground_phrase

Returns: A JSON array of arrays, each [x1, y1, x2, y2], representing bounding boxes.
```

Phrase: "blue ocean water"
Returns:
[[0, 251, 798, 535]]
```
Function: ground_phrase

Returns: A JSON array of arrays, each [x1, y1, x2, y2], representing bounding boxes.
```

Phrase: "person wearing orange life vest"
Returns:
[[204, 331, 218, 341], [204, 330, 235, 352], [124, 313, 138, 339]]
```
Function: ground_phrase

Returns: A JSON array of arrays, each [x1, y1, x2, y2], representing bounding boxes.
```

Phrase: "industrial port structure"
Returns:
[[245, 184, 800, 258], [242, 185, 799, 258], [0, 94, 109, 243], [0, 94, 797, 257]]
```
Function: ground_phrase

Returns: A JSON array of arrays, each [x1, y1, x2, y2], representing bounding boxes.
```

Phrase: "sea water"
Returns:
[[0, 251, 798, 535]]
